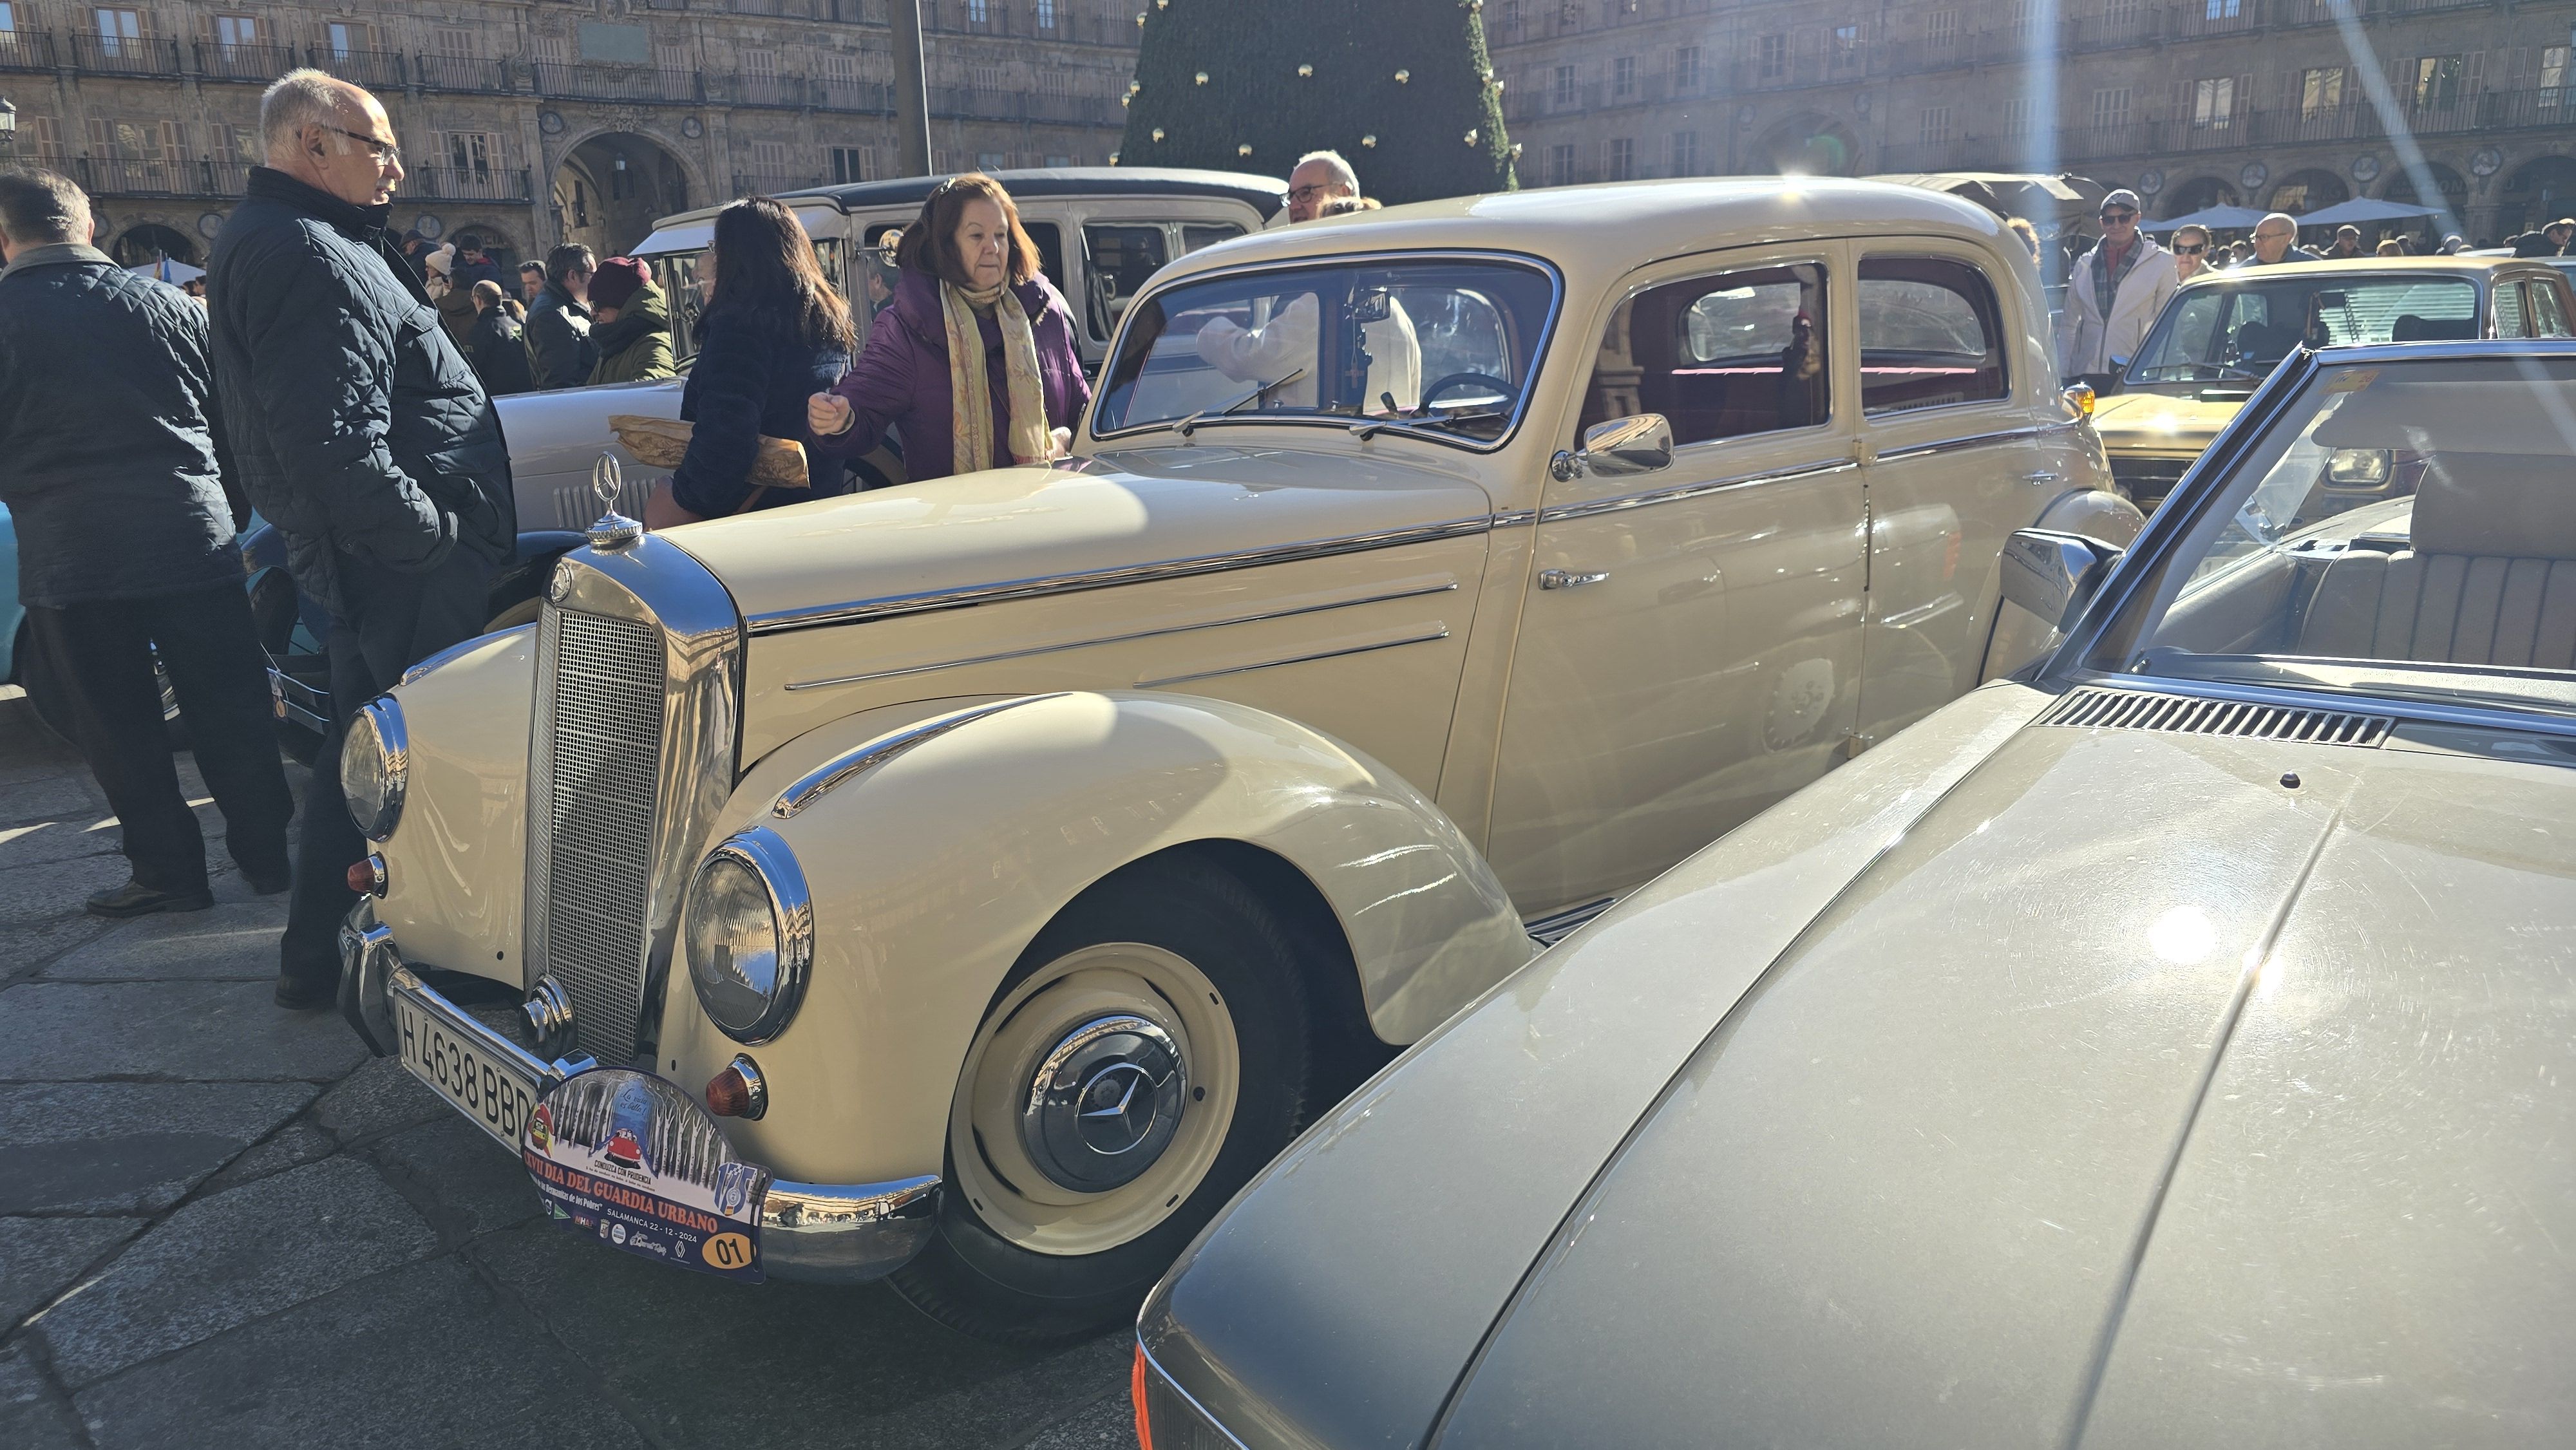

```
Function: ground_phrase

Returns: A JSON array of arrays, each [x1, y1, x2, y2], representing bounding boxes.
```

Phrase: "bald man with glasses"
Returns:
[[207, 68, 516, 1011], [2247, 212, 2324, 268]]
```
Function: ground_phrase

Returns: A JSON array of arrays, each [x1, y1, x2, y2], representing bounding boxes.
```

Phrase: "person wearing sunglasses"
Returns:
[[2170, 223, 2213, 284], [2053, 188, 2177, 382]]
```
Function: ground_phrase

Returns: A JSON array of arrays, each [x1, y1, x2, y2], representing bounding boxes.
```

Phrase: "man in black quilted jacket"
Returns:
[[206, 68, 515, 1011], [0, 167, 292, 917]]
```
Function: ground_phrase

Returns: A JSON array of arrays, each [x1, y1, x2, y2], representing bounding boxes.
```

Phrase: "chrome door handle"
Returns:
[[1539, 569, 1610, 590]]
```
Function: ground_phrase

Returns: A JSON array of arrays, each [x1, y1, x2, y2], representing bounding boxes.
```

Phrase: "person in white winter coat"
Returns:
[[2053, 189, 2177, 379]]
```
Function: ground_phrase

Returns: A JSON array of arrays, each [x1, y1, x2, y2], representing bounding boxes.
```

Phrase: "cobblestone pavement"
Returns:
[[0, 691, 1139, 1449]]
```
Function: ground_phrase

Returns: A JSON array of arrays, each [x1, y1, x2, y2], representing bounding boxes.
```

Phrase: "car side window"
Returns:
[[1857, 256, 2007, 413], [1181, 223, 1244, 254], [1023, 221, 1068, 300], [1578, 263, 1829, 447], [2530, 279, 2571, 337], [1084, 223, 1170, 342], [2494, 282, 2529, 339]]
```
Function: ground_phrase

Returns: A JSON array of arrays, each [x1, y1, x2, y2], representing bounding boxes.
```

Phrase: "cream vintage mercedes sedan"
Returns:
[[334, 178, 2137, 1339]]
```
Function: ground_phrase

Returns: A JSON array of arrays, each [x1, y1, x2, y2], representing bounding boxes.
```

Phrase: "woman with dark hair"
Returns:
[[805, 173, 1088, 484], [643, 196, 856, 527]]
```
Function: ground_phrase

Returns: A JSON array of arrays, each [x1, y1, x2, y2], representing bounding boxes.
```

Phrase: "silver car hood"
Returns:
[[1150, 686, 2576, 1450]]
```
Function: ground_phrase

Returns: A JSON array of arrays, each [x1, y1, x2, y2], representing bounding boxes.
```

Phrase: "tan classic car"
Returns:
[[2091, 256, 2576, 509], [336, 178, 2137, 1339]]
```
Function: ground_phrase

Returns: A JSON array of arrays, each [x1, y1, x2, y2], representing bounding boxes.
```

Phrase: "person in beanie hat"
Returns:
[[585, 255, 676, 384], [422, 243, 476, 346], [2052, 188, 2175, 379]]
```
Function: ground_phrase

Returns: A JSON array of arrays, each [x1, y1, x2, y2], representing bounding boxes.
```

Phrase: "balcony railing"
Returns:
[[63, 32, 184, 75], [817, 77, 892, 112], [404, 165, 534, 203], [535, 62, 703, 102], [194, 39, 301, 82], [69, 155, 251, 199], [929, 85, 1119, 126], [308, 47, 408, 88], [410, 52, 511, 93], [0, 30, 59, 70]]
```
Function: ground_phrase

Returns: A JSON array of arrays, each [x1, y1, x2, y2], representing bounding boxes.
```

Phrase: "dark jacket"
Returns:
[[0, 242, 242, 607], [467, 303, 536, 397], [2508, 231, 2571, 258], [451, 256, 505, 292], [525, 283, 596, 389], [813, 268, 1089, 483], [205, 167, 514, 619], [668, 305, 851, 518], [589, 285, 678, 385]]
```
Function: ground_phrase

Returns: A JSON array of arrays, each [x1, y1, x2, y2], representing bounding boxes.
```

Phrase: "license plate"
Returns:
[[393, 990, 542, 1148]]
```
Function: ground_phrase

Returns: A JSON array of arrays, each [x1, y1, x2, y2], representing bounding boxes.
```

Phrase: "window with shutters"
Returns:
[[2003, 97, 2032, 135], [2412, 54, 2463, 108], [1669, 130, 1697, 176], [1036, 0, 1055, 26], [528, 33, 567, 65], [1613, 55, 1636, 95], [1926, 9, 1958, 48], [743, 48, 777, 76], [657, 42, 690, 71], [1041, 67, 1071, 95], [1551, 64, 1575, 105], [218, 121, 260, 164], [327, 22, 366, 59], [24, 115, 62, 161], [213, 14, 254, 50], [831, 146, 867, 184], [969, 62, 1005, 90], [1674, 46, 1700, 91], [1605, 137, 1634, 180], [967, 0, 986, 21], [2300, 65, 2345, 118], [1758, 33, 1785, 77], [2204, 0, 2240, 17], [2192, 76, 2235, 129], [978, 150, 1008, 169], [1831, 24, 1862, 68], [94, 7, 140, 54], [2090, 86, 2131, 130], [446, 131, 498, 180], [1918, 106, 1953, 143], [435, 26, 473, 57], [2543, 46, 2569, 109], [1548, 142, 1575, 185]]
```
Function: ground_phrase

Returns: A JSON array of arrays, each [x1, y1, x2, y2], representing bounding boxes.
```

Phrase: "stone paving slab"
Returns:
[[0, 854, 133, 930], [363, 1115, 545, 1239], [71, 1253, 653, 1450], [308, 1053, 448, 1145], [43, 902, 290, 981], [0, 979, 368, 1082], [0, 1082, 317, 1214], [0, 916, 113, 991], [466, 1218, 1128, 1448], [0, 1347, 84, 1450], [0, 1216, 142, 1330], [0, 775, 107, 831], [35, 1156, 440, 1387], [0, 818, 126, 872]]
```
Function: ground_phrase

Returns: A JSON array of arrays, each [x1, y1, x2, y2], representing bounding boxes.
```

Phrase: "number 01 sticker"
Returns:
[[522, 1068, 771, 1283]]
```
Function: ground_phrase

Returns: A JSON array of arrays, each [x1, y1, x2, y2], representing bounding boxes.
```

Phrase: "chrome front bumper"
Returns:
[[337, 902, 940, 1285]]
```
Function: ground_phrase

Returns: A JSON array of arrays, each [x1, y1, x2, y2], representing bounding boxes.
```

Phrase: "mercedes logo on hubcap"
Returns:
[[1019, 1015, 1189, 1192]]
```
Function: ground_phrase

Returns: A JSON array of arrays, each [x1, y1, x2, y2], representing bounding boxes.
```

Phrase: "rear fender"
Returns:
[[656, 690, 1531, 1188]]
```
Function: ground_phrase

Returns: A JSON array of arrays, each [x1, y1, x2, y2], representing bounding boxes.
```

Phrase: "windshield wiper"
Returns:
[[1351, 404, 1508, 442], [1175, 369, 1307, 438]]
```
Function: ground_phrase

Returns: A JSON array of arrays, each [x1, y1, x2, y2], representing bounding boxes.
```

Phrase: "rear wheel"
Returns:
[[889, 854, 1316, 1342]]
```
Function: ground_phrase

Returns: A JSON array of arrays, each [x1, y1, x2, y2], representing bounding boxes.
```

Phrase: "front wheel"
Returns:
[[889, 854, 1316, 1342]]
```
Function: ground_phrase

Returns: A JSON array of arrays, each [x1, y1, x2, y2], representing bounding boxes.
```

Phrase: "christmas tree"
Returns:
[[1118, 0, 1515, 205]]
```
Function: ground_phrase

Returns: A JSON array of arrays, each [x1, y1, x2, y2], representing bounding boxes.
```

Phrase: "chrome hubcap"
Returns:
[[1018, 1015, 1187, 1192]]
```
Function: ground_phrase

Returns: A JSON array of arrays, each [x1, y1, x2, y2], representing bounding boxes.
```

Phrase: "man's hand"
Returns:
[[808, 391, 855, 437]]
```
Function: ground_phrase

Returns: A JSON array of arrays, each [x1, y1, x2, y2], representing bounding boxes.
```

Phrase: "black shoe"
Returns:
[[86, 880, 215, 918], [274, 974, 337, 1011]]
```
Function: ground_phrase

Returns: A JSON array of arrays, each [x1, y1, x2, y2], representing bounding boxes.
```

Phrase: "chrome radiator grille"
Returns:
[[533, 608, 665, 1060]]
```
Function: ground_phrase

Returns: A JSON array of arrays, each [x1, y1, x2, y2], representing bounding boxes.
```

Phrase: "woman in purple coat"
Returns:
[[806, 173, 1089, 481]]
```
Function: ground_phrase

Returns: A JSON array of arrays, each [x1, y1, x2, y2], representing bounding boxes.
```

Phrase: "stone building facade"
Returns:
[[0, 0, 1138, 270], [1490, 0, 2576, 244]]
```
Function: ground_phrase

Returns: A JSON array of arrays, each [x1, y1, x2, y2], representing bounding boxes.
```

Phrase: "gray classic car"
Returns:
[[1134, 337, 2576, 1449]]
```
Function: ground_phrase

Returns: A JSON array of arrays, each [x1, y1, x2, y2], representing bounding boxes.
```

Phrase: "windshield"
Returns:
[[2090, 355, 2576, 718], [650, 239, 897, 364], [2126, 276, 2480, 388], [1091, 258, 1557, 445]]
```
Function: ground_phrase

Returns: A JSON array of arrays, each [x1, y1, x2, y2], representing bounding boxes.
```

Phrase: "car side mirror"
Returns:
[[2000, 528, 2125, 628], [1551, 413, 1674, 482]]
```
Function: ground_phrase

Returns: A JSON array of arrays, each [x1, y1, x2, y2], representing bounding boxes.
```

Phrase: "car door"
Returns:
[[1848, 248, 2047, 745], [1484, 247, 1866, 918]]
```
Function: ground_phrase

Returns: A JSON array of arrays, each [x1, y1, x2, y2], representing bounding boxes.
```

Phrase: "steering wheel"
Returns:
[[1413, 372, 1517, 415]]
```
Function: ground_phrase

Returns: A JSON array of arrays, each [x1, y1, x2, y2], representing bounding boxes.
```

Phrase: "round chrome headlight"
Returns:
[[686, 827, 813, 1044], [340, 697, 407, 842]]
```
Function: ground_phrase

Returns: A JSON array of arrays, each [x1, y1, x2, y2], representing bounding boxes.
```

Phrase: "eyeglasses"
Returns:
[[2255, 229, 2293, 242], [1288, 184, 1338, 203], [2175, 243, 2208, 254], [320, 123, 401, 165], [2100, 209, 2138, 223]]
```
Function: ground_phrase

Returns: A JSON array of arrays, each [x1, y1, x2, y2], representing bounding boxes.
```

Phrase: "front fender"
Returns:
[[658, 690, 1530, 1189]]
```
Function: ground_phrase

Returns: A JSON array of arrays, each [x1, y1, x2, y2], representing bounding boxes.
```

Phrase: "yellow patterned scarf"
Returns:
[[941, 279, 1050, 473]]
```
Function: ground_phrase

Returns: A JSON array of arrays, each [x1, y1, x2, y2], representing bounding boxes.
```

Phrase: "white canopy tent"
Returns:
[[129, 256, 206, 284], [2141, 205, 2267, 234], [2291, 196, 2443, 229]]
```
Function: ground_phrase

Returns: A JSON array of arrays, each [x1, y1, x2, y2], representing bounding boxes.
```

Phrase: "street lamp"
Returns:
[[0, 98, 17, 162]]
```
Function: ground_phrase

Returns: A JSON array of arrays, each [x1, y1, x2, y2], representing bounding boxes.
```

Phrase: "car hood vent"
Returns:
[[2040, 686, 2394, 746]]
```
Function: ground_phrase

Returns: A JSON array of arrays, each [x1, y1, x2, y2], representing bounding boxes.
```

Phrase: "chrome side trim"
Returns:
[[1488, 508, 1537, 529], [759, 1174, 940, 1285], [745, 516, 1496, 636], [1538, 459, 1858, 524], [1873, 422, 2055, 463], [772, 695, 1072, 819], [783, 582, 1460, 691], [1137, 627, 1452, 688]]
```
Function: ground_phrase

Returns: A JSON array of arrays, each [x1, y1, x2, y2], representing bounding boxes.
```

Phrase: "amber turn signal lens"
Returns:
[[705, 1067, 753, 1116], [345, 854, 386, 897], [2063, 381, 2098, 420], [1132, 1344, 1153, 1450]]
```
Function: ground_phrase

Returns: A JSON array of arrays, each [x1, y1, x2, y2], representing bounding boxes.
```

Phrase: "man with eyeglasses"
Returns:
[[1280, 150, 1359, 225], [207, 68, 515, 1012], [2054, 189, 2177, 382], [2247, 212, 2322, 268]]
